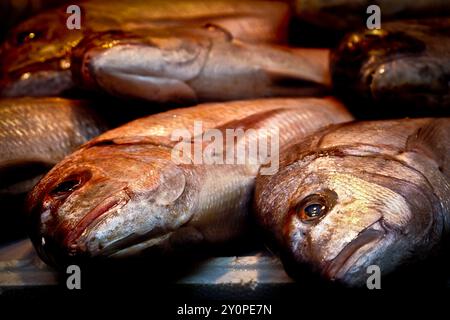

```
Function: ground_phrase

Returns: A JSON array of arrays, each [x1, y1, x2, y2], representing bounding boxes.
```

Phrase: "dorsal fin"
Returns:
[[406, 118, 450, 177], [180, 108, 289, 168]]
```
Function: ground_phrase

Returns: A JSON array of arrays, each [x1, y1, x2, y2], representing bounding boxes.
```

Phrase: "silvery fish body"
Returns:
[[0, 0, 290, 97], [0, 97, 106, 196], [26, 98, 352, 266], [254, 118, 450, 286], [72, 27, 331, 104]]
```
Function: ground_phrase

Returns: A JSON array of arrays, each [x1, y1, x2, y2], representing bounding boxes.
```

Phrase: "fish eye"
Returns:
[[295, 190, 337, 223], [50, 179, 81, 196], [304, 203, 326, 218], [15, 31, 41, 45]]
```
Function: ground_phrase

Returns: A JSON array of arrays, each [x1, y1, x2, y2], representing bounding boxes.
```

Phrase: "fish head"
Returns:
[[0, 9, 81, 96], [331, 27, 426, 98], [27, 144, 194, 266], [70, 27, 217, 103], [256, 147, 443, 286]]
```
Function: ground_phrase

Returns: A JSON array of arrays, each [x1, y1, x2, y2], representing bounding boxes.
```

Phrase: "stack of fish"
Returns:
[[0, 0, 449, 287]]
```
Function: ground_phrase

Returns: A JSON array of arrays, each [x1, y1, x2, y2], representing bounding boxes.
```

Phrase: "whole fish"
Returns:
[[0, 0, 290, 97], [26, 98, 353, 266], [295, 0, 450, 30], [72, 27, 331, 104], [331, 19, 450, 113], [254, 118, 450, 287], [0, 97, 106, 197]]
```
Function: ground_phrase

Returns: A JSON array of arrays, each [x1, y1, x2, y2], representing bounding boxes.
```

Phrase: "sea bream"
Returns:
[[254, 118, 450, 287], [71, 26, 331, 104], [0, 97, 106, 197], [0, 0, 290, 97], [331, 18, 450, 112], [26, 98, 353, 266]]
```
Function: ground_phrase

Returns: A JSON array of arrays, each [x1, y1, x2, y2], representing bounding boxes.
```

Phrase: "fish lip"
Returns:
[[63, 190, 131, 252], [102, 231, 175, 259], [323, 224, 385, 282]]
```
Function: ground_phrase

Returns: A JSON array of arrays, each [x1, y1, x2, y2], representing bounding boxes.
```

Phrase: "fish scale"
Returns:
[[75, 27, 331, 104], [0, 0, 290, 97], [0, 97, 106, 170], [26, 98, 353, 265], [254, 117, 450, 287]]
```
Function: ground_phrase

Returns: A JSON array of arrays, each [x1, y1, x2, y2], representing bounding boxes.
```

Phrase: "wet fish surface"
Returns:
[[0, 97, 106, 196], [0, 0, 290, 97], [72, 27, 331, 104], [331, 19, 450, 114], [0, 97, 106, 242], [254, 118, 450, 287], [26, 98, 353, 266]]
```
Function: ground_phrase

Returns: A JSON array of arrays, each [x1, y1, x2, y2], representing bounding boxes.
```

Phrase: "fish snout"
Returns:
[[323, 225, 385, 286], [27, 170, 94, 264], [70, 31, 127, 89], [32, 227, 91, 268], [283, 214, 386, 287], [35, 160, 188, 263], [30, 185, 131, 266]]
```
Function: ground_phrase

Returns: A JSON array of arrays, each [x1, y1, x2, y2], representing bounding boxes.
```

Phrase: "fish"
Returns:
[[71, 26, 331, 104], [0, 97, 107, 197], [331, 19, 450, 114], [254, 118, 450, 287], [25, 98, 353, 266], [0, 0, 290, 97], [294, 0, 450, 30]]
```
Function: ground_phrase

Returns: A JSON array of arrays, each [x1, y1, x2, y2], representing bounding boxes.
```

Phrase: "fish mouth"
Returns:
[[324, 223, 385, 282], [63, 190, 131, 255], [100, 230, 175, 259]]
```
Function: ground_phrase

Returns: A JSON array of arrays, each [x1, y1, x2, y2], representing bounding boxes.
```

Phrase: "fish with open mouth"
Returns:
[[0, 0, 290, 97], [71, 26, 331, 104], [0, 97, 106, 197], [254, 118, 450, 287], [331, 18, 450, 113], [26, 98, 353, 267]]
